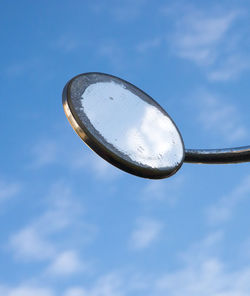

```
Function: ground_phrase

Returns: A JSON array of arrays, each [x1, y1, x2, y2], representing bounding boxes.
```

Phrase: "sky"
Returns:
[[1, 0, 250, 295]]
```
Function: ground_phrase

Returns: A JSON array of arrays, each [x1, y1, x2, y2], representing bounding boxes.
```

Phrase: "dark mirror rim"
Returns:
[[62, 72, 185, 179]]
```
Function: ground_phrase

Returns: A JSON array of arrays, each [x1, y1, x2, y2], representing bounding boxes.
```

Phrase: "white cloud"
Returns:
[[29, 136, 121, 180], [46, 250, 83, 277], [142, 174, 185, 204], [8, 181, 95, 262], [5, 58, 40, 77], [0, 179, 20, 202], [208, 54, 250, 81], [0, 285, 54, 296], [69, 146, 121, 180], [63, 231, 250, 296], [64, 288, 86, 296], [136, 37, 162, 53], [128, 231, 250, 296], [29, 139, 57, 168], [153, 232, 250, 296], [5, 231, 250, 296], [154, 258, 250, 296], [169, 7, 250, 81], [179, 231, 223, 264], [129, 218, 163, 250], [196, 91, 247, 142], [89, 153, 121, 179], [207, 175, 250, 225], [90, 0, 147, 22], [172, 11, 237, 66], [110, 0, 147, 22], [64, 273, 124, 296], [9, 226, 55, 261], [97, 42, 124, 69], [51, 35, 79, 53]]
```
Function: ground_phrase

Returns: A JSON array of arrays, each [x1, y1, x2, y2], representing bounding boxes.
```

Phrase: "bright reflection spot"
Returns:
[[81, 81, 183, 169]]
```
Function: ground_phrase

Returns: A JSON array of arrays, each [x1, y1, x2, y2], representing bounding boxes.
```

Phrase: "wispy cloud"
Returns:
[[129, 218, 163, 250], [171, 11, 237, 65], [51, 35, 79, 53], [169, 7, 250, 81], [154, 258, 250, 296], [195, 90, 247, 143], [142, 174, 185, 204], [207, 175, 250, 225], [90, 0, 148, 22], [4, 230, 250, 296], [136, 37, 162, 53], [9, 226, 55, 261], [0, 285, 54, 296], [179, 231, 223, 264], [64, 273, 123, 296], [5, 58, 41, 77], [0, 179, 20, 203], [29, 136, 121, 179], [64, 287, 86, 296], [70, 149, 121, 180], [208, 54, 250, 81], [9, 181, 95, 262], [46, 250, 84, 277], [60, 231, 250, 295], [153, 232, 250, 296], [97, 41, 125, 69], [29, 139, 58, 169]]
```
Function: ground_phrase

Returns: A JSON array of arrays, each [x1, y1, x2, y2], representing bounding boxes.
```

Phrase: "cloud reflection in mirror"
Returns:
[[81, 81, 183, 169]]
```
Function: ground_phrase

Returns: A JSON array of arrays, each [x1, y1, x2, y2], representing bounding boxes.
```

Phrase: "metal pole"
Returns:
[[185, 146, 250, 164]]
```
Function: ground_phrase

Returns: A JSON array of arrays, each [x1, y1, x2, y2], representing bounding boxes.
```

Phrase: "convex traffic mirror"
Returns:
[[63, 72, 250, 179]]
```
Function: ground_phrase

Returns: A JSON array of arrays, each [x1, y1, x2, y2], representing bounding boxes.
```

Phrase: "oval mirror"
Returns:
[[62, 73, 185, 179]]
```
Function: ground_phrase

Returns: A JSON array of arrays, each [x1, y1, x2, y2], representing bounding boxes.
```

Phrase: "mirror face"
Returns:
[[63, 73, 184, 179]]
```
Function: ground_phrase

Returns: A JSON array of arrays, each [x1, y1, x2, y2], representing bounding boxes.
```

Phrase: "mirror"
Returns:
[[62, 73, 184, 179]]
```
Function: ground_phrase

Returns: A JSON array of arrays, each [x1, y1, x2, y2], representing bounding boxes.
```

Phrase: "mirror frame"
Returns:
[[62, 72, 185, 179]]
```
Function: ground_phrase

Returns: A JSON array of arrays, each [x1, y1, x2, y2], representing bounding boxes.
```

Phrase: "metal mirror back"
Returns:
[[63, 73, 185, 179]]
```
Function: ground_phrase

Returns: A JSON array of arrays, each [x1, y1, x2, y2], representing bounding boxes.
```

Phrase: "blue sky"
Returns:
[[1, 0, 250, 295]]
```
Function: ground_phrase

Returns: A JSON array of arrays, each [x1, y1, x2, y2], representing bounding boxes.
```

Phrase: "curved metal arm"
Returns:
[[185, 146, 250, 164]]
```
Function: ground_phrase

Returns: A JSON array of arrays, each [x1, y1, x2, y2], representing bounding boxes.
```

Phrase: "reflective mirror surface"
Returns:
[[63, 73, 184, 179]]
